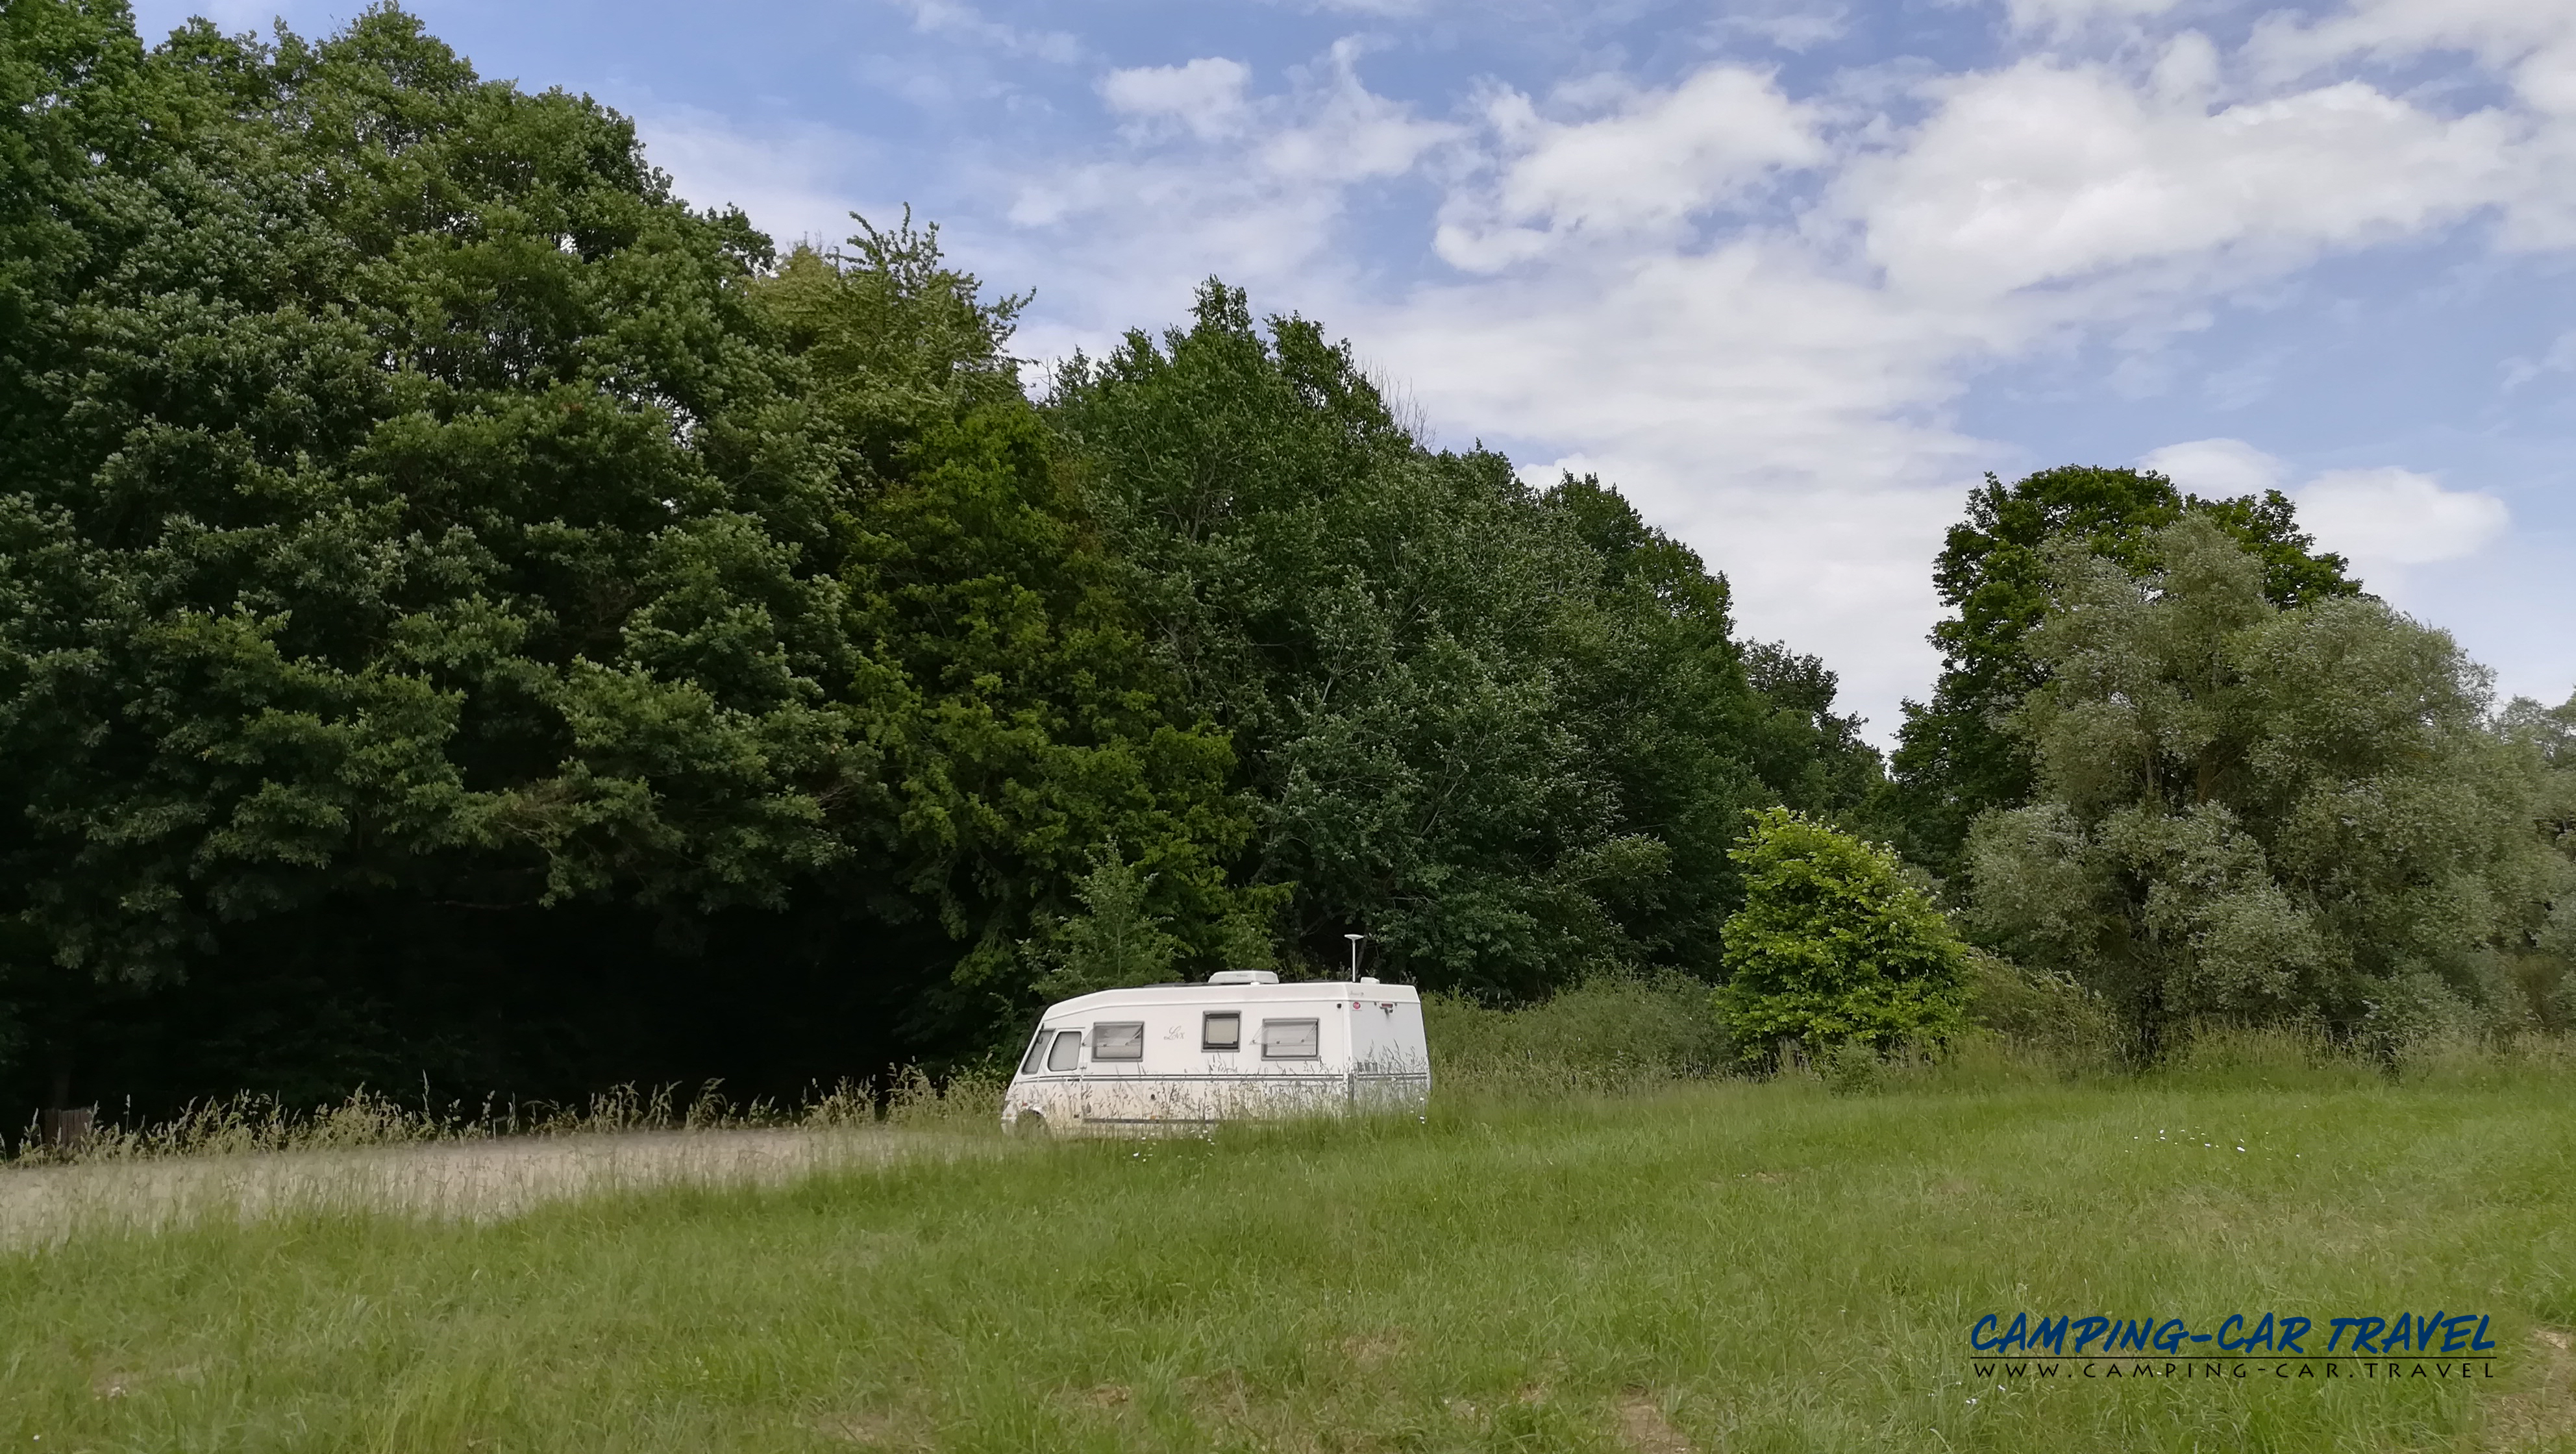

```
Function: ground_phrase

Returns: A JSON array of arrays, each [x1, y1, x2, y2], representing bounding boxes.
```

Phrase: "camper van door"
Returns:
[[1081, 1017, 1145, 1124]]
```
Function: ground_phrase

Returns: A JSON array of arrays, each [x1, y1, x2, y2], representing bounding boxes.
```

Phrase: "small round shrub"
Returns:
[[1716, 807, 1969, 1064]]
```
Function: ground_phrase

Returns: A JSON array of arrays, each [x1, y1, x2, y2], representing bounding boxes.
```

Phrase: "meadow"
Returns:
[[3, 1037, 2573, 1452]]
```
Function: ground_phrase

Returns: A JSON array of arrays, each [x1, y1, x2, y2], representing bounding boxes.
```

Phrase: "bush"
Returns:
[[1423, 975, 1732, 1096], [1715, 809, 1970, 1063], [1960, 949, 2125, 1066]]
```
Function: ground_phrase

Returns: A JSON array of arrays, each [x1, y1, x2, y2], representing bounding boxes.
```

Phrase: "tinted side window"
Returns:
[[1046, 1029, 1082, 1072], [1093, 1022, 1145, 1061], [1202, 1011, 1241, 1052], [1019, 1026, 1050, 1076], [1261, 1018, 1320, 1059]]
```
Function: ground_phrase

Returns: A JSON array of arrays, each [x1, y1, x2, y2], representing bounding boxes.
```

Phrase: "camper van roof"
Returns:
[[1037, 978, 1418, 1018]]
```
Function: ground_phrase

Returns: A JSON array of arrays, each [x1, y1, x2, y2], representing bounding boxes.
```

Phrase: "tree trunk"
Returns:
[[40, 1049, 92, 1151]]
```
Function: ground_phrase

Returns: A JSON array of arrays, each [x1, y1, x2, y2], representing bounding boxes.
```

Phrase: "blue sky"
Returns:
[[138, 0, 2576, 739]]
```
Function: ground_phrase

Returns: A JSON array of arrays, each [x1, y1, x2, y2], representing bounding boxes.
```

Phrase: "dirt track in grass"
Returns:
[[0, 1127, 991, 1250]]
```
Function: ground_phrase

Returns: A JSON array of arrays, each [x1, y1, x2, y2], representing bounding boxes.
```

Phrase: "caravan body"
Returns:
[[1000, 972, 1430, 1135]]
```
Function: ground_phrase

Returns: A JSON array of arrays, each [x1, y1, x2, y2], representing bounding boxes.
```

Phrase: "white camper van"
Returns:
[[1000, 971, 1431, 1135]]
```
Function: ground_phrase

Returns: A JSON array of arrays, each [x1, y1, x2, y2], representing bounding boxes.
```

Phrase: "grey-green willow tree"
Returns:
[[1964, 517, 2573, 1055]]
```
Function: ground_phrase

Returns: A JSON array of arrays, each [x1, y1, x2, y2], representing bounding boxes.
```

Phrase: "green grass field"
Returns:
[[5, 1060, 2574, 1452]]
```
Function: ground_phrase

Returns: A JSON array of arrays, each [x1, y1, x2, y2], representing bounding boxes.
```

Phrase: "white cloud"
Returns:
[[2246, 0, 2576, 94], [2243, 0, 2576, 244], [1838, 62, 2516, 304], [1101, 58, 1254, 140], [2503, 328, 2576, 388], [2149, 31, 2221, 103], [1258, 40, 1464, 183], [1015, 40, 1456, 237], [1370, 47, 2542, 716], [897, 0, 1083, 64], [2296, 468, 2511, 566], [2138, 444, 2509, 582], [978, 40, 1470, 379], [1294, 0, 1430, 14], [1000, 150, 1350, 293], [1374, 243, 1988, 488], [2001, 0, 2181, 40], [2138, 437, 2287, 496], [1723, 7, 1850, 53], [631, 107, 890, 255], [623, 4, 2576, 734], [1357, 239, 2009, 721], [1434, 68, 1826, 269]]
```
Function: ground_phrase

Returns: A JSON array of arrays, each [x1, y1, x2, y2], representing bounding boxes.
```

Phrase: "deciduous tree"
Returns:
[[1886, 466, 2356, 876], [1964, 518, 2568, 1055]]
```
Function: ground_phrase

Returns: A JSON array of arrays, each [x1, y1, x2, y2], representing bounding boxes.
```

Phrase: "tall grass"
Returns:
[[6, 1065, 2574, 1450], [0, 1071, 1022, 1252], [5, 1070, 1014, 1168], [1425, 974, 1734, 1097], [6, 976, 2576, 1449], [19, 967, 2568, 1174], [1428, 967, 2576, 1102]]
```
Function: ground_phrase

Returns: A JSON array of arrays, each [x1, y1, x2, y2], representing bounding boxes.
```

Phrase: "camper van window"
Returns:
[[1261, 1018, 1320, 1059], [1202, 1012, 1241, 1052], [1019, 1027, 1049, 1076], [1092, 1022, 1145, 1061], [1046, 1029, 1082, 1072]]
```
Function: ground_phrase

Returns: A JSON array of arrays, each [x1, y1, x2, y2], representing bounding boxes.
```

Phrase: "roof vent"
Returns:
[[1208, 970, 1280, 985]]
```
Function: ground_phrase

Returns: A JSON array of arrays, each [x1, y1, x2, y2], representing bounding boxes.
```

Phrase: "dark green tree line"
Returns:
[[0, 2, 1886, 1117], [0, 2, 1261, 1113], [1047, 286, 1881, 996]]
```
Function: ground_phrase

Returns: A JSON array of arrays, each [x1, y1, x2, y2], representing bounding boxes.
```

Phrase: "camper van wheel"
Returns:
[[1011, 1109, 1047, 1139]]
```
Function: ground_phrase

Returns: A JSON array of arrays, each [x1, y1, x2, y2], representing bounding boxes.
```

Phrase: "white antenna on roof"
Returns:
[[1344, 932, 1366, 983]]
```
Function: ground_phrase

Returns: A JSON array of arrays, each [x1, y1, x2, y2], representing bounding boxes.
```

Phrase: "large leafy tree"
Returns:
[[1549, 476, 1884, 973], [1964, 519, 2570, 1056], [748, 229, 1262, 1006], [0, 3, 1252, 1111], [2500, 691, 2576, 1022], [1885, 466, 2357, 875], [1048, 284, 1881, 996], [3, 0, 856, 977], [0, 3, 1905, 1113]]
